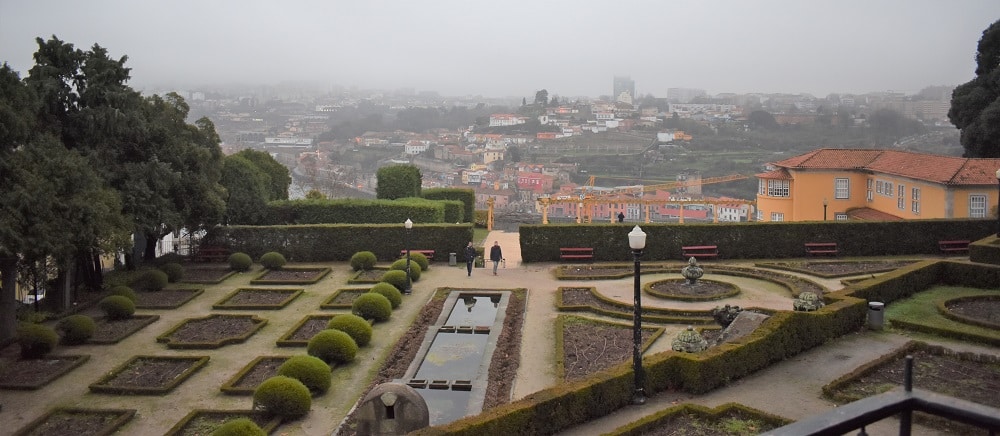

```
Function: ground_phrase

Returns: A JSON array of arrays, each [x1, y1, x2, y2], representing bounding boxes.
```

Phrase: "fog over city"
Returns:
[[2, 0, 1000, 97]]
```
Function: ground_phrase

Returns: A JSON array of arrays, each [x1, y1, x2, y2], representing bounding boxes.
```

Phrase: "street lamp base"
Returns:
[[632, 389, 646, 405], [403, 288, 412, 295]]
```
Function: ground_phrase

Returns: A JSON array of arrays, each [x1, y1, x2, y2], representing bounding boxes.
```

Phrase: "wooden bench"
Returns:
[[805, 242, 838, 256], [400, 249, 435, 260], [938, 240, 970, 254], [193, 246, 229, 262], [682, 245, 719, 260], [560, 247, 594, 262]]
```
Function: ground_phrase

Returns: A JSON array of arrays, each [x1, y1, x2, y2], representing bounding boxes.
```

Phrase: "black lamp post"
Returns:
[[627, 225, 647, 405], [823, 198, 828, 221], [404, 218, 413, 295]]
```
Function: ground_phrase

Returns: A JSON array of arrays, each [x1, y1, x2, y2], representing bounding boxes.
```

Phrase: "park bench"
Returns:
[[938, 240, 970, 255], [682, 245, 719, 260], [559, 247, 594, 262], [193, 245, 229, 262], [805, 242, 838, 256], [400, 249, 435, 260]]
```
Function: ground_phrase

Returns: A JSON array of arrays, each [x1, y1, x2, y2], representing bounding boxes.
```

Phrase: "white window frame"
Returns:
[[867, 179, 873, 202], [834, 178, 849, 199], [911, 187, 921, 214], [770, 212, 784, 222], [970, 194, 987, 218], [835, 213, 848, 221], [758, 179, 766, 195], [767, 179, 789, 197], [885, 181, 894, 197]]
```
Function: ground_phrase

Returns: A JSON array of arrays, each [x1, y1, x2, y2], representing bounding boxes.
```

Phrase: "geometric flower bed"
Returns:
[[134, 289, 204, 309], [163, 410, 281, 436], [11, 407, 136, 436], [754, 259, 920, 279], [556, 314, 663, 381], [320, 288, 369, 310], [212, 288, 303, 310], [644, 278, 740, 301], [276, 314, 335, 347], [156, 314, 267, 349], [88, 315, 160, 344], [250, 266, 331, 285], [940, 294, 1000, 329], [88, 355, 209, 395], [606, 402, 791, 435], [219, 355, 291, 395], [181, 267, 237, 284], [0, 355, 90, 390], [557, 286, 717, 324], [348, 268, 386, 284]]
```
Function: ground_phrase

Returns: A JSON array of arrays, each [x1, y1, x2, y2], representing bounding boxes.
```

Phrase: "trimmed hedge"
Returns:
[[229, 252, 253, 271], [422, 187, 475, 223], [212, 417, 266, 436], [327, 313, 373, 346], [380, 270, 409, 292], [99, 295, 136, 320], [17, 322, 59, 359], [130, 269, 168, 291], [259, 252, 286, 270], [159, 262, 184, 283], [56, 314, 96, 345], [277, 355, 332, 394], [307, 330, 358, 364], [253, 376, 312, 419], [389, 259, 422, 281], [264, 198, 443, 225], [352, 293, 393, 322], [369, 282, 403, 309], [350, 251, 377, 271]]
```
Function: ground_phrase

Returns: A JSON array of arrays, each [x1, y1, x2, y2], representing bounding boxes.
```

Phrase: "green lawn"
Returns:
[[885, 285, 1000, 342]]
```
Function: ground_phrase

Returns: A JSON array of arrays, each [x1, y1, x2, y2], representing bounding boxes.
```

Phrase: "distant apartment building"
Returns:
[[756, 148, 1000, 222], [613, 76, 635, 104], [667, 88, 707, 103], [489, 114, 527, 127]]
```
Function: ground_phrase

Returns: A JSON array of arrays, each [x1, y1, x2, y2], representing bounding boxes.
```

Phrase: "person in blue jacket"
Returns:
[[489, 241, 504, 275]]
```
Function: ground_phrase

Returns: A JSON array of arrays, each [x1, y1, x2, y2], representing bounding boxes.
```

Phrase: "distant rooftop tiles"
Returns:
[[768, 148, 1000, 186]]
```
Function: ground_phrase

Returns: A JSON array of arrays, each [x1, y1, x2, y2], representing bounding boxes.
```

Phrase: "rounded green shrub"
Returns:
[[327, 313, 372, 346], [229, 252, 253, 271], [130, 269, 168, 291], [56, 314, 96, 345], [352, 292, 392, 322], [211, 417, 265, 436], [409, 251, 430, 272], [389, 259, 421, 282], [159, 262, 184, 283], [369, 282, 403, 309], [252, 375, 312, 419], [307, 329, 358, 364], [350, 251, 377, 271], [98, 295, 135, 320], [277, 355, 332, 394], [379, 270, 409, 292], [259, 251, 287, 270], [108, 285, 137, 302], [17, 322, 59, 359]]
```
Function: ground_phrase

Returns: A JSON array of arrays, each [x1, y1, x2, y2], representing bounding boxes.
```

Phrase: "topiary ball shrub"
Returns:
[[259, 251, 287, 270], [307, 329, 358, 364], [56, 314, 96, 345], [409, 251, 430, 272], [108, 285, 137, 302], [369, 282, 403, 309], [211, 417, 266, 436], [159, 262, 184, 283], [229, 252, 253, 271], [98, 295, 135, 320], [379, 270, 409, 292], [327, 313, 372, 346], [352, 293, 392, 323], [252, 375, 312, 419], [389, 259, 421, 282], [17, 322, 59, 359], [350, 251, 377, 271], [277, 355, 332, 394], [131, 269, 168, 291]]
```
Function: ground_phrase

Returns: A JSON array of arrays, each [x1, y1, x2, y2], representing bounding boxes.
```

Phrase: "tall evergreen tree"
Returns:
[[949, 19, 1000, 157]]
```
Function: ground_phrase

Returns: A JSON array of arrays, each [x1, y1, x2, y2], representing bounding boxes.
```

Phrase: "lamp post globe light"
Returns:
[[627, 225, 647, 405], [404, 218, 413, 295]]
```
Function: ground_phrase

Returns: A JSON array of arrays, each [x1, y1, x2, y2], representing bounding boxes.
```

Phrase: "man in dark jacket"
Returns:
[[489, 241, 504, 276], [464, 241, 477, 277]]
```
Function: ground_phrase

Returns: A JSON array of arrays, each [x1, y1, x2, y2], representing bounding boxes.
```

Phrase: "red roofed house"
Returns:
[[755, 148, 1000, 222]]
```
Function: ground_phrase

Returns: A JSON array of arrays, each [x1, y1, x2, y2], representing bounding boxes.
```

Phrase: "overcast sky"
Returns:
[[2, 1, 999, 98]]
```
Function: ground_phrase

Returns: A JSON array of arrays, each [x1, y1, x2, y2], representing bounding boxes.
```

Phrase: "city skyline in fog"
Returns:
[[2, 1, 999, 99]]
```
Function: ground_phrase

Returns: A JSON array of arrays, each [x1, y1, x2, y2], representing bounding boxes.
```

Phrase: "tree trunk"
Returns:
[[0, 256, 19, 344], [144, 232, 159, 263]]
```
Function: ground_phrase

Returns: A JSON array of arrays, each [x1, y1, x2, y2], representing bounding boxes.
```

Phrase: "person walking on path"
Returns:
[[464, 241, 477, 277], [617, 211, 625, 223], [489, 241, 504, 275]]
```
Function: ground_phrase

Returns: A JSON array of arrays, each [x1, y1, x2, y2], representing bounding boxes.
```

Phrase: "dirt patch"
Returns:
[[637, 410, 782, 435], [647, 280, 736, 299], [218, 289, 298, 306], [158, 315, 265, 348], [134, 289, 202, 309], [181, 267, 233, 283], [0, 354, 87, 389], [13, 408, 134, 436], [228, 357, 289, 391], [89, 315, 159, 344], [255, 269, 323, 281], [283, 317, 333, 343], [99, 358, 197, 389], [946, 298, 1000, 326], [562, 322, 655, 381]]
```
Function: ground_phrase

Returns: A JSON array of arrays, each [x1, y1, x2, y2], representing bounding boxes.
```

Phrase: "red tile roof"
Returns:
[[755, 168, 792, 179], [846, 207, 903, 221], [771, 149, 1000, 186]]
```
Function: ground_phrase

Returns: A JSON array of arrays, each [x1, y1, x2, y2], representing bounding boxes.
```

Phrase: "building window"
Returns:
[[835, 213, 848, 221], [867, 190, 873, 202], [876, 180, 884, 195], [771, 212, 784, 222], [911, 187, 921, 214], [767, 179, 789, 197], [834, 178, 849, 199], [885, 181, 893, 197], [758, 179, 766, 195], [897, 185, 905, 209], [970, 194, 987, 218], [867, 179, 873, 202]]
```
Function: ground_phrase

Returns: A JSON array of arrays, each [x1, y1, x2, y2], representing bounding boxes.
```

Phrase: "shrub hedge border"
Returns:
[[12, 407, 136, 436], [348, 268, 386, 284], [156, 314, 267, 349], [249, 266, 331, 285], [606, 402, 793, 435], [88, 355, 209, 395], [162, 409, 282, 436], [0, 355, 90, 390], [555, 314, 664, 381], [88, 315, 161, 345], [412, 260, 999, 435], [643, 278, 741, 302], [134, 289, 204, 309], [754, 259, 920, 279], [555, 287, 716, 325], [320, 289, 369, 310], [276, 314, 335, 347], [937, 294, 1000, 330], [219, 355, 292, 396], [212, 288, 304, 310]]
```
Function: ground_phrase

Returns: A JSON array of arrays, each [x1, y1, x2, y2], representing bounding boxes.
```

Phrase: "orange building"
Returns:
[[756, 149, 1000, 222]]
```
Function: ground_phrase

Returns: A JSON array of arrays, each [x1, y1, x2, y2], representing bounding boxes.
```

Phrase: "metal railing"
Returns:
[[762, 356, 1000, 435]]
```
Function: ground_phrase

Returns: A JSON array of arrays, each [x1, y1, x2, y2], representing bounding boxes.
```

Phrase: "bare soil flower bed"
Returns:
[[945, 298, 1000, 326], [222, 356, 291, 394], [562, 322, 656, 381], [13, 408, 135, 436], [134, 289, 202, 309], [89, 315, 160, 344], [278, 315, 335, 346], [214, 288, 300, 308], [636, 409, 782, 435], [0, 351, 89, 389], [158, 315, 266, 348], [252, 268, 328, 284], [181, 266, 235, 283], [647, 279, 737, 299]]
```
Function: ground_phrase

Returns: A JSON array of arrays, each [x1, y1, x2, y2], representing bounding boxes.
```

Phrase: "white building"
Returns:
[[489, 114, 527, 127]]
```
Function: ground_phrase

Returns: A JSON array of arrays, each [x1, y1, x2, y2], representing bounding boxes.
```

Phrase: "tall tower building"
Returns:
[[613, 76, 635, 104]]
